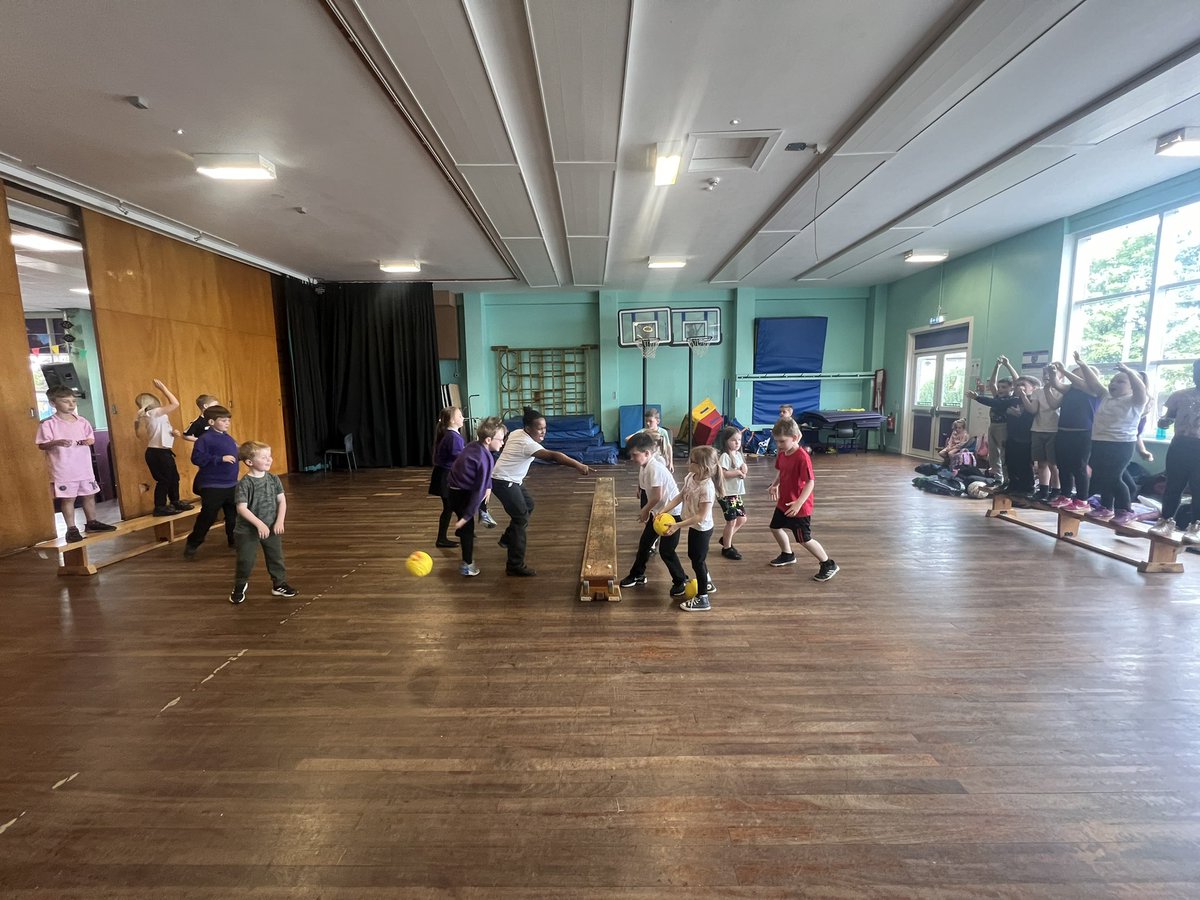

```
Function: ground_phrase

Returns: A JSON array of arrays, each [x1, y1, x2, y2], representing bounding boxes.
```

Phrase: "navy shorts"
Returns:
[[769, 507, 812, 543]]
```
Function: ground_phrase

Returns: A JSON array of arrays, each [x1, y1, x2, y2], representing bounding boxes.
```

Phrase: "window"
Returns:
[[1067, 198, 1200, 429]]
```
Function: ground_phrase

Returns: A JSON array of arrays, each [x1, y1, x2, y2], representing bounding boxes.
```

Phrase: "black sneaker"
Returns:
[[85, 520, 117, 533], [669, 582, 689, 598], [435, 539, 459, 549], [498, 534, 511, 549], [271, 583, 298, 598], [64, 527, 83, 543], [506, 565, 537, 577], [170, 501, 194, 512], [706, 582, 716, 594], [721, 546, 742, 560], [153, 506, 174, 517], [619, 574, 647, 588], [183, 544, 198, 560], [229, 583, 247, 605], [769, 552, 797, 567], [813, 560, 840, 582]]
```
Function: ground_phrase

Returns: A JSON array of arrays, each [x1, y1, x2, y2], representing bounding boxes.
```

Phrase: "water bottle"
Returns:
[[1156, 425, 1168, 441]]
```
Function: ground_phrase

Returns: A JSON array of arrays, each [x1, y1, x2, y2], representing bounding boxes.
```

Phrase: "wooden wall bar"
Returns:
[[0, 183, 58, 550], [82, 210, 287, 519]]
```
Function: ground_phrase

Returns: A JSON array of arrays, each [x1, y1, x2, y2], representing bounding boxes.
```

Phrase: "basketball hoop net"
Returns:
[[637, 338, 662, 359], [687, 336, 713, 358]]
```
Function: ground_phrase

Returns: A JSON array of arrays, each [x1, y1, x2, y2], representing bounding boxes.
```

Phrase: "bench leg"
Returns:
[[986, 495, 1013, 518], [1139, 539, 1185, 574], [59, 544, 97, 576], [1057, 510, 1078, 539]]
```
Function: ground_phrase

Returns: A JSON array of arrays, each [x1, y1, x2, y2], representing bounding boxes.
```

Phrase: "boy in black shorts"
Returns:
[[767, 417, 838, 582]]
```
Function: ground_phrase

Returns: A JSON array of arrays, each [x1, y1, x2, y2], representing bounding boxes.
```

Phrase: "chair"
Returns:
[[324, 433, 358, 473], [832, 425, 860, 453]]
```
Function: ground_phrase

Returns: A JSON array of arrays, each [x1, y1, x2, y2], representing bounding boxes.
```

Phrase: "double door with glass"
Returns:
[[908, 349, 966, 458]]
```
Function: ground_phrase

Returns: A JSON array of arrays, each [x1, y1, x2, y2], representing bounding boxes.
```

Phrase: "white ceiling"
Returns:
[[2, 0, 1200, 292]]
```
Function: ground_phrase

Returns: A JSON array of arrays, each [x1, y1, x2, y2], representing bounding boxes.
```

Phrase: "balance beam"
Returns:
[[35, 507, 200, 576], [579, 477, 621, 601], [986, 494, 1184, 574]]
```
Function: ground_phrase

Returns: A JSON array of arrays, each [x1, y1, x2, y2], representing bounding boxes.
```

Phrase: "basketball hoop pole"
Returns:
[[686, 342, 695, 453]]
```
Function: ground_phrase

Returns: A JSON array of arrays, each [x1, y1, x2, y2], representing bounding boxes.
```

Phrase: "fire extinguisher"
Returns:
[[886, 412, 896, 433]]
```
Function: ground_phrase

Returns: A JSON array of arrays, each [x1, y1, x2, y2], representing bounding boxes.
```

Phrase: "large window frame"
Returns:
[[1065, 197, 1200, 431]]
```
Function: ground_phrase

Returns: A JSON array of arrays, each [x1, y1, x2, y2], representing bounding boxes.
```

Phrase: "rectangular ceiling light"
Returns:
[[193, 153, 277, 180], [1155, 127, 1200, 157], [10, 232, 80, 252], [648, 256, 686, 269], [380, 260, 421, 273], [654, 142, 682, 186], [69, 287, 91, 294], [904, 249, 948, 263]]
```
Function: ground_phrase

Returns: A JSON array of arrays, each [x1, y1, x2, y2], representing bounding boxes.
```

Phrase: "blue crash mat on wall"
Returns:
[[752, 317, 827, 424]]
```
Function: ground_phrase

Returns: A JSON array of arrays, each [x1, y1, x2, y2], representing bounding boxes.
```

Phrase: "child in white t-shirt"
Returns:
[[661, 446, 724, 612], [715, 425, 748, 559]]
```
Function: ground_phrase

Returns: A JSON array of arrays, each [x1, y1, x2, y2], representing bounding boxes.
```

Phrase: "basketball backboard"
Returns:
[[618, 306, 672, 347], [670, 307, 722, 346]]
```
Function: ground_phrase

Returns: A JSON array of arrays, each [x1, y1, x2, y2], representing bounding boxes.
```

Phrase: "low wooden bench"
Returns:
[[579, 476, 621, 602], [35, 507, 201, 576], [986, 494, 1185, 574]]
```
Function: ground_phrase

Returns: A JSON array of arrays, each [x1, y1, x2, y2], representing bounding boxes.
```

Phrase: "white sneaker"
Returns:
[[1184, 523, 1200, 545], [460, 562, 480, 576], [1148, 518, 1177, 536]]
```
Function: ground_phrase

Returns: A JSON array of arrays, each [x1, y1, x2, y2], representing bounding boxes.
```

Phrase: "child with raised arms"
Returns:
[[767, 417, 838, 582], [134, 378, 192, 516], [715, 425, 748, 559], [448, 417, 506, 577], [662, 445, 724, 612]]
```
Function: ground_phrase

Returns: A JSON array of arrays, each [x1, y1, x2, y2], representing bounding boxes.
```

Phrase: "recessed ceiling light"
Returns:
[[193, 153, 277, 180], [648, 256, 686, 269], [1155, 127, 1200, 157], [904, 249, 949, 263], [380, 260, 421, 273], [10, 233, 79, 252], [174, 128, 185, 136], [654, 142, 682, 186], [69, 287, 91, 295]]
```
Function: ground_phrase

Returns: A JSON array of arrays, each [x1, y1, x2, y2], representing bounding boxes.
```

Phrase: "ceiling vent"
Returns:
[[684, 130, 782, 173]]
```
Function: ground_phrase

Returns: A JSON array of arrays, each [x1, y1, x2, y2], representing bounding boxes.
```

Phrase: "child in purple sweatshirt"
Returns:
[[447, 417, 506, 577], [184, 406, 240, 558]]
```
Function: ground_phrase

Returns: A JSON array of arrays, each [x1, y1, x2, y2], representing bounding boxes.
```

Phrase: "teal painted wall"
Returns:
[[880, 222, 1065, 451], [878, 169, 1200, 463], [457, 287, 882, 443]]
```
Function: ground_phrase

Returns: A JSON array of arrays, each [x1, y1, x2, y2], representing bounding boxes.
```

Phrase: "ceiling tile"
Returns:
[[567, 236, 607, 285], [505, 238, 558, 287], [556, 164, 615, 236], [460, 166, 540, 238]]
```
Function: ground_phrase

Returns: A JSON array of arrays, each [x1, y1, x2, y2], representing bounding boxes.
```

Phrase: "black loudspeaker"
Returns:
[[42, 362, 85, 397]]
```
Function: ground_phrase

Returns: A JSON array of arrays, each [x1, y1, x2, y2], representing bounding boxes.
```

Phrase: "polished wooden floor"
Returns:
[[2, 451, 1200, 897]]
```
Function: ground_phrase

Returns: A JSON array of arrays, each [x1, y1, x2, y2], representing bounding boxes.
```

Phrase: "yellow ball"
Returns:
[[684, 578, 699, 600], [653, 512, 676, 536], [406, 550, 433, 577]]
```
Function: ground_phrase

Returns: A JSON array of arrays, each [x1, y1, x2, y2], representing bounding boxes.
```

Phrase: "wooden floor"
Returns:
[[2, 451, 1200, 897]]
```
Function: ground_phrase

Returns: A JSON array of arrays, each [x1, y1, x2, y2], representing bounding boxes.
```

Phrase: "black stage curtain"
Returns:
[[284, 279, 439, 469]]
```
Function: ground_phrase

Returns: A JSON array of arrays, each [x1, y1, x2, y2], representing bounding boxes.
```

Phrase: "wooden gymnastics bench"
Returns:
[[579, 476, 621, 602], [986, 494, 1185, 574], [35, 507, 200, 576]]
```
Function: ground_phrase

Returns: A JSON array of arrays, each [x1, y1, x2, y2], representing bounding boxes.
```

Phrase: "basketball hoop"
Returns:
[[637, 337, 661, 359], [687, 336, 713, 358]]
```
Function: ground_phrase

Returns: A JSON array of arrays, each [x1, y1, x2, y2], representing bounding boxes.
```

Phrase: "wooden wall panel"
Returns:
[[82, 210, 287, 521], [0, 184, 57, 550], [224, 331, 287, 458], [90, 307, 184, 517], [85, 217, 155, 317]]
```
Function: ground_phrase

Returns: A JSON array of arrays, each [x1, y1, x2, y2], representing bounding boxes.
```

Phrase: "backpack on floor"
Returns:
[[912, 475, 966, 496]]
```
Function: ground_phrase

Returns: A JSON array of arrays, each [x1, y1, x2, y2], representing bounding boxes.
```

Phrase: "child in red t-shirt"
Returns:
[[766, 417, 838, 582]]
